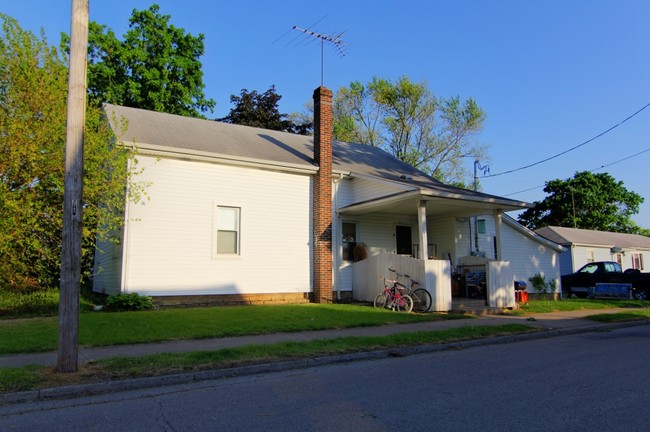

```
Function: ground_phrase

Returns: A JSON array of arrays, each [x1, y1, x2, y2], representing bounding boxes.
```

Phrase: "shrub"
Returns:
[[0, 289, 59, 318], [528, 273, 557, 300], [104, 293, 155, 312], [0, 287, 103, 318]]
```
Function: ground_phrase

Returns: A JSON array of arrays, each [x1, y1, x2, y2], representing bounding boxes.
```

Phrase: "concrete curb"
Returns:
[[2, 318, 648, 406]]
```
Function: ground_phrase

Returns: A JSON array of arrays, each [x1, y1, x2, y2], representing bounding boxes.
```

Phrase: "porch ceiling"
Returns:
[[338, 190, 531, 218]]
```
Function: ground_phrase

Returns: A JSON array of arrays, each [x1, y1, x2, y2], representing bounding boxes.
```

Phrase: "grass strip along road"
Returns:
[[2, 300, 649, 393]]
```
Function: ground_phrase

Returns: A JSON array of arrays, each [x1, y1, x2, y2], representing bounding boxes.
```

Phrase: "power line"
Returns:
[[486, 101, 650, 178], [502, 147, 650, 197]]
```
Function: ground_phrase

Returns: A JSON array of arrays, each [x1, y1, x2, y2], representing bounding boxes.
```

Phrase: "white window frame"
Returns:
[[614, 253, 623, 266], [215, 205, 241, 256], [632, 253, 644, 270]]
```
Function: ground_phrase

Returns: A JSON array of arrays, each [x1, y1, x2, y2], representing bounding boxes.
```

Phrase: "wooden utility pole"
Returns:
[[58, 0, 89, 373]]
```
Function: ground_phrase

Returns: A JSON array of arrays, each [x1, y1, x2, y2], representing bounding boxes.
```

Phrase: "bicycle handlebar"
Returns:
[[387, 268, 418, 287]]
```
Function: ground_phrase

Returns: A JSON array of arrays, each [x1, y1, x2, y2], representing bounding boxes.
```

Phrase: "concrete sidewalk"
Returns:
[[1, 307, 646, 369], [1, 308, 649, 405]]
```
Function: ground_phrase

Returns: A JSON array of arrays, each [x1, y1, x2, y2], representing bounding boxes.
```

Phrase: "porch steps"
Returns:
[[451, 299, 505, 316]]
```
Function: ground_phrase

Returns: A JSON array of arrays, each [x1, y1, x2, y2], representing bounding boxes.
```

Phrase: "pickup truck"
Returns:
[[561, 261, 650, 300]]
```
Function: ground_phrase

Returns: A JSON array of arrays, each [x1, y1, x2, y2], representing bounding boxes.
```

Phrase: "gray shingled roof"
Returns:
[[536, 226, 650, 249], [104, 104, 528, 207]]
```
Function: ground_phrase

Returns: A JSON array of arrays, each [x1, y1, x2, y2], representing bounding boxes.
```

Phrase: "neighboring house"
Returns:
[[94, 86, 551, 309], [536, 226, 650, 275]]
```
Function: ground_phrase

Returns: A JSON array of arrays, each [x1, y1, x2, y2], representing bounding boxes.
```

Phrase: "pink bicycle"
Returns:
[[374, 275, 414, 312]]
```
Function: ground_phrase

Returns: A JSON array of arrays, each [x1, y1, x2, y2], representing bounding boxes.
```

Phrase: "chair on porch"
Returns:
[[465, 272, 485, 299]]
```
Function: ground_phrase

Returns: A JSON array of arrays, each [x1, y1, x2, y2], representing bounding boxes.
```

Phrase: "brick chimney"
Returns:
[[312, 86, 333, 303]]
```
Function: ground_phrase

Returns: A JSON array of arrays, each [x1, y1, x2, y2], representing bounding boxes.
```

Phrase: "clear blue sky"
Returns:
[[4, 0, 650, 228]]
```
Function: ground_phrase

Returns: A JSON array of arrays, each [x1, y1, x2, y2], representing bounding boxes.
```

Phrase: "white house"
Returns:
[[93, 86, 560, 309], [456, 213, 563, 290], [536, 226, 650, 275]]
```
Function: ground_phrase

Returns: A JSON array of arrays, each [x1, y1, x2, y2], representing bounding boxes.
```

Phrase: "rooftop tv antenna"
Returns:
[[291, 24, 348, 86]]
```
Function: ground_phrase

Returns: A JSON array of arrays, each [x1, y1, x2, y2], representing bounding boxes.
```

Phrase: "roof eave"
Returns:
[[121, 141, 319, 174]]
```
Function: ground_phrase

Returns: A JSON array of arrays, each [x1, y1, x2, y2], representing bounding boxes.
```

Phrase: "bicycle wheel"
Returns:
[[374, 292, 389, 308], [395, 295, 413, 312], [411, 288, 432, 313]]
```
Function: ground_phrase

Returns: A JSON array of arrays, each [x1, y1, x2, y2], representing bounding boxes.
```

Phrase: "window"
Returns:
[[579, 263, 599, 274], [216, 206, 240, 255], [477, 219, 486, 234], [632, 253, 644, 270], [615, 254, 623, 266], [342, 222, 357, 262]]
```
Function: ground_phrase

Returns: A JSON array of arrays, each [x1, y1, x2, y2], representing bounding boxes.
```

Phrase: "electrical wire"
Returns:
[[485, 101, 650, 178], [502, 147, 650, 197]]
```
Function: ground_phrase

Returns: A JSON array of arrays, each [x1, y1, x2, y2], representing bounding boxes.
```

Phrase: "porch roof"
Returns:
[[338, 188, 531, 218]]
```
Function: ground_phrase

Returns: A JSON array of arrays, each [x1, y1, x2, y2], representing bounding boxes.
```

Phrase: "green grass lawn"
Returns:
[[2, 299, 649, 394], [0, 303, 468, 354], [585, 309, 650, 322], [507, 298, 650, 314], [3, 299, 649, 355], [0, 323, 535, 393]]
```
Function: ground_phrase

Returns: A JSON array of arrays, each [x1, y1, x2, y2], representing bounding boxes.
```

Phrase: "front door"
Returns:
[[396, 225, 412, 256]]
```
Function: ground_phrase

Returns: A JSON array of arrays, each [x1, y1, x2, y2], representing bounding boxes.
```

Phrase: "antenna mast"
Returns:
[[292, 25, 347, 86]]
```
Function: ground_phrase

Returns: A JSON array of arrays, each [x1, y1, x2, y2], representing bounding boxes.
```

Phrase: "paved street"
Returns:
[[1, 325, 649, 431]]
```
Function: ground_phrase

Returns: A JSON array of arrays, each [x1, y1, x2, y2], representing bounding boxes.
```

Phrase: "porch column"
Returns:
[[418, 200, 428, 260], [493, 209, 503, 260]]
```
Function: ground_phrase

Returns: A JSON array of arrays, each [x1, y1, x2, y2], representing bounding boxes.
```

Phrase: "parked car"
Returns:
[[561, 261, 650, 300]]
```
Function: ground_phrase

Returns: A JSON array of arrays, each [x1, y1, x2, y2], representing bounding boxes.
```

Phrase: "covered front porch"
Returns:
[[350, 253, 517, 311], [338, 187, 529, 311]]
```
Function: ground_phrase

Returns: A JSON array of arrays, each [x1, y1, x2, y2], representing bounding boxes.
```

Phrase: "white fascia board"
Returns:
[[123, 141, 319, 175], [571, 242, 617, 249], [418, 189, 530, 210]]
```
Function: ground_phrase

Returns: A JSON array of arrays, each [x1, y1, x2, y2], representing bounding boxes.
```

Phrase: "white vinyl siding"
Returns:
[[121, 155, 311, 296], [454, 217, 473, 259], [336, 177, 409, 208], [560, 248, 574, 275], [427, 216, 455, 261], [499, 219, 560, 291], [93, 235, 124, 295]]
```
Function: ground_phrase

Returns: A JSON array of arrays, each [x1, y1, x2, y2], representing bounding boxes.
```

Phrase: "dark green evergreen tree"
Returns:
[[219, 85, 312, 134]]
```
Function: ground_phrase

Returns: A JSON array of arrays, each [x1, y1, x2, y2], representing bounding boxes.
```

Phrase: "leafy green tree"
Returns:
[[333, 76, 487, 185], [219, 85, 312, 134], [0, 14, 144, 291], [66, 3, 215, 118], [518, 171, 644, 233]]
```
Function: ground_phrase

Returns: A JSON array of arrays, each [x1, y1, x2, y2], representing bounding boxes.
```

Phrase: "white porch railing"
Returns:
[[351, 253, 453, 312], [486, 260, 516, 308], [352, 253, 517, 311]]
